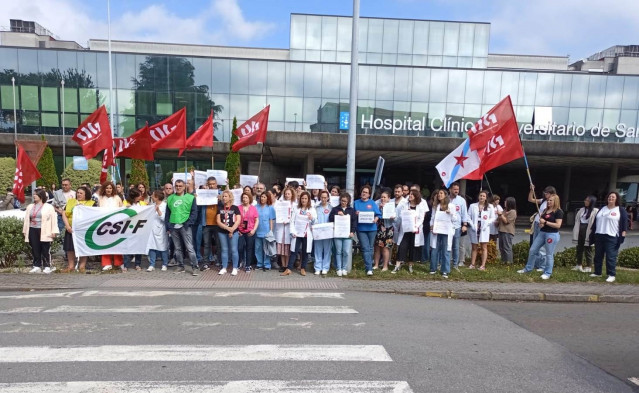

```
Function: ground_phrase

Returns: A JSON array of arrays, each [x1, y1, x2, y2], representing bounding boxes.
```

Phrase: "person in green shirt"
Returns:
[[165, 179, 199, 276]]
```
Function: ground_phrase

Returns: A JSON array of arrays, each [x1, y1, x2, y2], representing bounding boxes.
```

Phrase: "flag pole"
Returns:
[[483, 174, 493, 195], [11, 76, 17, 158], [517, 125, 540, 214], [257, 142, 264, 181]]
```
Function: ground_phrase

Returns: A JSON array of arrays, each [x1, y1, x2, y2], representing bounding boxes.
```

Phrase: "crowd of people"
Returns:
[[19, 176, 629, 283]]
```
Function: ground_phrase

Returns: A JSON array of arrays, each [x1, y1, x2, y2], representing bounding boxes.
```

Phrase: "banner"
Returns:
[[72, 205, 156, 257]]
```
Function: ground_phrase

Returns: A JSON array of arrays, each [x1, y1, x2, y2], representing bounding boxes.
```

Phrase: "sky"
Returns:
[[2, 0, 638, 62]]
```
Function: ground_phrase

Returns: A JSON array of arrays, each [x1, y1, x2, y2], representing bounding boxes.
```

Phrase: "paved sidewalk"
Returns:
[[0, 268, 638, 303]]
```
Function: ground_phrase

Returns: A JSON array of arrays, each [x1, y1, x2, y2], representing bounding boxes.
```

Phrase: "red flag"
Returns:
[[232, 105, 270, 152], [13, 145, 41, 203], [467, 96, 517, 152], [72, 105, 113, 160], [114, 125, 154, 161], [99, 147, 115, 183], [149, 108, 186, 151], [179, 111, 214, 156]]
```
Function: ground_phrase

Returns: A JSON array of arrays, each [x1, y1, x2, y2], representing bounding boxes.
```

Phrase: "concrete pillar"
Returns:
[[609, 163, 618, 193], [306, 153, 315, 175], [460, 179, 467, 197], [563, 166, 571, 210]]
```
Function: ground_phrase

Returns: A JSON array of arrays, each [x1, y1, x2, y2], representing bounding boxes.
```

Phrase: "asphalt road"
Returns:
[[0, 289, 635, 392]]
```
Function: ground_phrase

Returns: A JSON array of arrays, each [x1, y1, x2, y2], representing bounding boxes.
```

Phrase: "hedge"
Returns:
[[0, 217, 62, 268]]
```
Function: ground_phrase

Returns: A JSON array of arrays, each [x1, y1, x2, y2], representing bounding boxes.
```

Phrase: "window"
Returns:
[[41, 87, 59, 111], [20, 86, 39, 111]]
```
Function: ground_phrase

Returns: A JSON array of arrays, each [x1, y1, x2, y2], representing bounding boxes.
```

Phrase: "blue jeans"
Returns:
[[238, 232, 256, 267], [593, 234, 619, 277], [314, 239, 332, 272], [202, 225, 220, 263], [531, 222, 547, 269], [217, 230, 239, 270], [334, 238, 352, 272], [149, 249, 169, 268], [358, 230, 376, 272], [192, 223, 202, 263], [524, 231, 560, 275], [421, 231, 430, 263], [254, 237, 271, 269], [451, 228, 461, 267], [123, 254, 141, 268], [288, 237, 309, 270], [430, 234, 451, 274], [171, 225, 199, 269]]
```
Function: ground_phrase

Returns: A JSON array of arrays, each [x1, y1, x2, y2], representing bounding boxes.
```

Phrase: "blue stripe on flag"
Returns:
[[445, 139, 471, 188]]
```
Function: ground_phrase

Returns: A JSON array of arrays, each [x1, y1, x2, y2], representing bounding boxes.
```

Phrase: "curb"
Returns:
[[413, 290, 639, 303]]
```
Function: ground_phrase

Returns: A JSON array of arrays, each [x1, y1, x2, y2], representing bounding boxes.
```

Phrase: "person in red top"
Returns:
[[238, 192, 259, 272]]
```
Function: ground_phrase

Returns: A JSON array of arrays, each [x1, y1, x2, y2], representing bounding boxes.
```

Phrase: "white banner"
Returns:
[[240, 174, 259, 187], [194, 170, 208, 189], [206, 170, 228, 186], [72, 205, 156, 257], [196, 189, 218, 205], [172, 173, 191, 186], [305, 174, 325, 190]]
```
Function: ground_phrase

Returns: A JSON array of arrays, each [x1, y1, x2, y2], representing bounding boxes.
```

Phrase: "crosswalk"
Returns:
[[0, 290, 414, 392]]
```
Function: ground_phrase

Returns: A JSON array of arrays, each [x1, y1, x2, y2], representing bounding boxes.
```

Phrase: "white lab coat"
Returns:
[[289, 207, 317, 253], [147, 202, 169, 251], [395, 200, 429, 247], [468, 203, 495, 244]]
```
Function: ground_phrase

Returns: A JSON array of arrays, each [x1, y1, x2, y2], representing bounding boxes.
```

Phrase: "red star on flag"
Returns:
[[454, 153, 468, 167]]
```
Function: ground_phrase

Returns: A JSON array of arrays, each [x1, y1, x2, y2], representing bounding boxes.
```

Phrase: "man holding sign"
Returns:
[[199, 176, 221, 270], [354, 185, 382, 276]]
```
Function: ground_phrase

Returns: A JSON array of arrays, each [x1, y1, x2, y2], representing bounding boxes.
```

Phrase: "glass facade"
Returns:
[[0, 14, 637, 145]]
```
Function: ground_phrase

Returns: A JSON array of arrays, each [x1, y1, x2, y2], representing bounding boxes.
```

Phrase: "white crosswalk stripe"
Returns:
[[0, 380, 414, 393], [0, 305, 357, 314], [629, 377, 639, 386], [0, 291, 345, 299]]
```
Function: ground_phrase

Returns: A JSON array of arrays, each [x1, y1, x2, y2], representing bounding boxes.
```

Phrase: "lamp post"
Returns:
[[61, 79, 66, 166], [11, 76, 17, 157]]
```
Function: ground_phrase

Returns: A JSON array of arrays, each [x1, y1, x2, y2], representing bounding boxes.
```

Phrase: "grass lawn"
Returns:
[[340, 255, 639, 284]]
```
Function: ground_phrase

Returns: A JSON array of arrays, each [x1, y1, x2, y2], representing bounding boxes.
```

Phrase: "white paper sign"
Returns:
[[196, 189, 218, 205], [401, 209, 417, 233], [194, 170, 208, 189], [433, 210, 453, 234], [358, 211, 375, 224], [275, 200, 292, 223], [206, 170, 228, 186], [240, 174, 258, 187], [333, 215, 351, 238], [382, 203, 396, 219], [305, 174, 325, 190], [330, 196, 340, 207], [172, 173, 192, 186], [286, 177, 305, 186], [230, 188, 244, 205], [312, 223, 334, 240], [292, 214, 310, 237]]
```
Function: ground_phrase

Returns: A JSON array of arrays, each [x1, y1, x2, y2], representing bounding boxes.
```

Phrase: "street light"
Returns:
[[11, 76, 17, 157], [61, 79, 65, 166]]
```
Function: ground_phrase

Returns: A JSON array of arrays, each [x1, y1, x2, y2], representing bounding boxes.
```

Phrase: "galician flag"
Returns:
[[436, 138, 482, 188]]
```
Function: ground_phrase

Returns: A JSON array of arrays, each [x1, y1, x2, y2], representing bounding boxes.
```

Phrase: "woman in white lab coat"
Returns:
[[393, 189, 428, 274], [468, 190, 495, 271]]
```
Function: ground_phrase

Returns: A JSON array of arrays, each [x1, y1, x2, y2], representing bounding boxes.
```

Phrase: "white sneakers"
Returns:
[[231, 268, 238, 276], [582, 267, 592, 272], [146, 266, 155, 272], [366, 270, 373, 276], [29, 266, 55, 274], [535, 268, 544, 272], [28, 267, 41, 274], [102, 265, 112, 271], [517, 269, 527, 274], [540, 274, 550, 280], [218, 268, 227, 275], [43, 267, 53, 274], [321, 270, 328, 275], [589, 273, 602, 278], [314, 271, 321, 275], [571, 265, 581, 271], [336, 270, 342, 277], [341, 270, 348, 276], [161, 266, 168, 271], [606, 276, 616, 283]]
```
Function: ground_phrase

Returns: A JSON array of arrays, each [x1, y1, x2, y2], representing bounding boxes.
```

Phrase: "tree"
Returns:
[[36, 135, 58, 188], [225, 117, 241, 188], [129, 159, 150, 188], [61, 159, 108, 187], [0, 157, 16, 192]]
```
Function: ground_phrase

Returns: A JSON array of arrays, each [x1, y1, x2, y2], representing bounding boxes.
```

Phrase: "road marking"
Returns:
[[0, 307, 45, 314], [38, 305, 357, 314], [0, 345, 393, 362], [0, 291, 344, 299], [629, 377, 639, 386], [0, 380, 413, 392]]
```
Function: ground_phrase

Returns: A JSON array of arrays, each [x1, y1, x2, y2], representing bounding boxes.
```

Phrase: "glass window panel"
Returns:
[[41, 112, 59, 127], [0, 85, 16, 109], [337, 17, 352, 51], [41, 87, 58, 111], [267, 62, 285, 96], [427, 56, 442, 67], [570, 75, 589, 107], [620, 110, 638, 137], [604, 76, 624, 108], [22, 111, 40, 127], [393, 67, 411, 102], [63, 87, 78, 113], [367, 19, 383, 53], [552, 107, 569, 125], [249, 61, 267, 95], [483, 71, 502, 104], [340, 65, 350, 99], [64, 113, 79, 128], [585, 108, 603, 128], [429, 103, 446, 131], [515, 106, 534, 124], [465, 70, 483, 104], [286, 63, 304, 96], [472, 57, 487, 68], [306, 50, 320, 61], [79, 88, 97, 113], [191, 57, 212, 89], [430, 69, 448, 102], [358, 18, 368, 53], [427, 22, 444, 55], [394, 101, 410, 116], [442, 56, 457, 67], [412, 68, 430, 102], [411, 102, 428, 118], [447, 70, 466, 103], [306, 15, 322, 50], [500, 72, 520, 104], [357, 100, 375, 125], [458, 23, 474, 56], [230, 60, 249, 94], [116, 89, 134, 115], [568, 107, 586, 126], [622, 77, 639, 109], [321, 17, 337, 51], [37, 50, 57, 83], [376, 67, 394, 101], [336, 51, 351, 63], [535, 73, 554, 106], [587, 75, 606, 108], [443, 23, 460, 56], [78, 52, 98, 87], [518, 72, 537, 106], [57, 51, 78, 74], [603, 109, 620, 129], [473, 24, 490, 57], [552, 74, 572, 107], [322, 64, 340, 98], [382, 19, 399, 54], [229, 94, 248, 120], [97, 91, 111, 114], [397, 55, 412, 66], [412, 55, 427, 66], [381, 54, 396, 65], [304, 63, 322, 97], [18, 49, 38, 74], [248, 95, 267, 116], [318, 99, 339, 125], [464, 104, 482, 118], [156, 92, 172, 115], [412, 21, 429, 55], [303, 97, 321, 123], [20, 86, 39, 111], [366, 53, 382, 64], [174, 92, 194, 118], [290, 15, 306, 49], [115, 54, 136, 89], [290, 49, 305, 61], [212, 59, 230, 94], [285, 96, 303, 123], [266, 96, 284, 121], [136, 91, 154, 115], [397, 20, 414, 54], [0, 48, 18, 71], [116, 115, 136, 137], [358, 66, 376, 100], [320, 50, 337, 63], [457, 57, 473, 68]]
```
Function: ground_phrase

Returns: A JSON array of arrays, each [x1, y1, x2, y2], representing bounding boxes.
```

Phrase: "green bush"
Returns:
[[224, 117, 241, 188], [553, 246, 576, 267], [478, 240, 499, 264], [0, 157, 16, 192], [60, 159, 108, 188], [618, 247, 639, 269], [129, 159, 149, 188], [0, 217, 31, 267], [512, 240, 530, 264], [36, 137, 58, 189]]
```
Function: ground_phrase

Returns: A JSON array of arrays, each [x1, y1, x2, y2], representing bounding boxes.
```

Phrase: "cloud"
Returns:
[[1, 0, 274, 47]]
